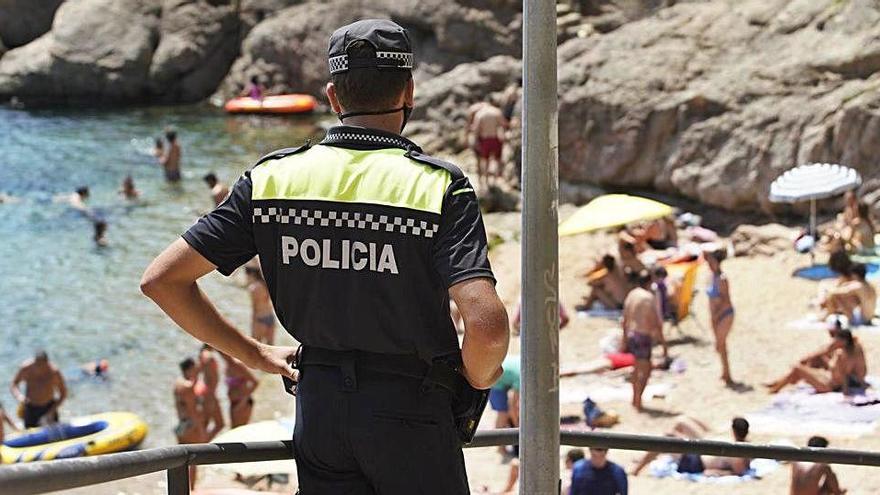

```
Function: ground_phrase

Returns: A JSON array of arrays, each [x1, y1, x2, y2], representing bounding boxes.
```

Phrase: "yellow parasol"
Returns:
[[558, 194, 674, 237]]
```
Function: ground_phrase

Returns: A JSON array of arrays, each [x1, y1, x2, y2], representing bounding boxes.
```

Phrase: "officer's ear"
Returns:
[[326, 82, 342, 113], [403, 77, 414, 107]]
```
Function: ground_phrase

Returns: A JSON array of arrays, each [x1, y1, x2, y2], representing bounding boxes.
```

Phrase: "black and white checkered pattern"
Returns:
[[328, 52, 414, 74], [322, 131, 412, 149], [253, 207, 439, 238]]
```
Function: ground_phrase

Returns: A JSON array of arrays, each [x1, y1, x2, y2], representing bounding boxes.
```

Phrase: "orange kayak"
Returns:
[[224, 94, 318, 114]]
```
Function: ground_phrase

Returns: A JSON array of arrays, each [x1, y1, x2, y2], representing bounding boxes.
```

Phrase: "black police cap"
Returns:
[[328, 19, 414, 75]]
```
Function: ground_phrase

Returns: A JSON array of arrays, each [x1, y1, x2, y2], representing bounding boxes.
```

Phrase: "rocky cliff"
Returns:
[[2, 0, 880, 214]]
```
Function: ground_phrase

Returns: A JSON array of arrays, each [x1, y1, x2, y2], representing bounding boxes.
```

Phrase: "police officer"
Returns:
[[141, 19, 510, 495]]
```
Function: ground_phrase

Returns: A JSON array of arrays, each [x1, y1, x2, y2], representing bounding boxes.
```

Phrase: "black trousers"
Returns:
[[293, 363, 470, 494]]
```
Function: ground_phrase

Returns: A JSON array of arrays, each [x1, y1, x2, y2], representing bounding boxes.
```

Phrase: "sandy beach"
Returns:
[[55, 203, 880, 495]]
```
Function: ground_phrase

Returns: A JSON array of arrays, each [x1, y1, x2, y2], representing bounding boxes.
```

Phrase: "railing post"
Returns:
[[521, 0, 560, 493], [167, 465, 190, 495]]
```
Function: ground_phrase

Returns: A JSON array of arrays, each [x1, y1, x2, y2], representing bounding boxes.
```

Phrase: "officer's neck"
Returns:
[[340, 114, 404, 136]]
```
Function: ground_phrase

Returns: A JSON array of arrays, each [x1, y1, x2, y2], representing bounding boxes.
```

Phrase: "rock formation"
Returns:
[[214, 0, 522, 99], [0, 0, 243, 104], [3, 0, 880, 215], [0, 0, 65, 49]]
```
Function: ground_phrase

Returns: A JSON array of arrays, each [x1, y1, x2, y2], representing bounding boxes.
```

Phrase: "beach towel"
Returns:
[[793, 263, 880, 281], [786, 314, 880, 333], [576, 307, 623, 320], [648, 456, 780, 483], [746, 385, 880, 437], [559, 376, 672, 404]]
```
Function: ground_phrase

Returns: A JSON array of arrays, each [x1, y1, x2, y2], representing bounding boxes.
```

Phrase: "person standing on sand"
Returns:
[[791, 436, 847, 495], [159, 128, 182, 182], [706, 248, 735, 385], [219, 352, 259, 428], [469, 99, 507, 188], [245, 263, 276, 346], [10, 351, 67, 428], [197, 345, 225, 440], [621, 271, 666, 411], [202, 173, 230, 207], [174, 357, 207, 490]]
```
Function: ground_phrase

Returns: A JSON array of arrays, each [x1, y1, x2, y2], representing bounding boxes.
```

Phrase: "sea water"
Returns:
[[0, 105, 322, 447]]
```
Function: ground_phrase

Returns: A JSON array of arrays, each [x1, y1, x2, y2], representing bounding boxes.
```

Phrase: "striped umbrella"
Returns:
[[769, 163, 861, 237]]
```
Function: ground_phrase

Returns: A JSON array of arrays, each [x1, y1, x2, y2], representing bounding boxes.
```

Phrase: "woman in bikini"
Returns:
[[220, 352, 259, 428], [245, 264, 276, 345], [706, 248, 735, 385], [766, 329, 860, 394]]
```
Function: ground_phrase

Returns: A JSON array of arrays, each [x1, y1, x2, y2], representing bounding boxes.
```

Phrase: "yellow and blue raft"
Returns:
[[1, 412, 148, 463]]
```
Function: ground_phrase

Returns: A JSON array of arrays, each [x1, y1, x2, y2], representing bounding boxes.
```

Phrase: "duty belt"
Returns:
[[282, 345, 463, 397], [281, 345, 489, 444]]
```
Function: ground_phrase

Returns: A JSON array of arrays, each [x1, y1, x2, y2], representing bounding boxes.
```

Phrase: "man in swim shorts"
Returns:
[[245, 262, 276, 345], [622, 271, 666, 411], [10, 351, 67, 428], [468, 99, 507, 188], [159, 128, 182, 182]]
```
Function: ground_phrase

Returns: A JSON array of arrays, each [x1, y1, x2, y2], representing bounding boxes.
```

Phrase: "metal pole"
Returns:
[[167, 465, 190, 495], [520, 0, 560, 493]]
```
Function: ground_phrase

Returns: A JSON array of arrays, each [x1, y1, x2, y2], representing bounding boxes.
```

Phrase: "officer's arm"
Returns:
[[141, 238, 287, 374], [450, 277, 509, 389]]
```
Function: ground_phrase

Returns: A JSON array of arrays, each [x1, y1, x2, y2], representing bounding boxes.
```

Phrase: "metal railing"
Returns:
[[3, 429, 880, 495]]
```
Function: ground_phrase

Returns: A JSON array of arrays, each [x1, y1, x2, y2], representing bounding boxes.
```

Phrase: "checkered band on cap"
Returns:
[[328, 51, 414, 74], [253, 207, 439, 239]]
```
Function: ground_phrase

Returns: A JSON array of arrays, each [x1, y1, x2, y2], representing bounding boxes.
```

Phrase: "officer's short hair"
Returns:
[[331, 41, 412, 112]]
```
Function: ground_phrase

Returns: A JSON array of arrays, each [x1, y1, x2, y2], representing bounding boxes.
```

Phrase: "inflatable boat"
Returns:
[[224, 94, 318, 115], [1, 412, 148, 463]]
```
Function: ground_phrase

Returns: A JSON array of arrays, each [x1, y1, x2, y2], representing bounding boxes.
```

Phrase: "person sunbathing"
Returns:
[[821, 263, 876, 326], [766, 329, 862, 394], [790, 436, 847, 495], [841, 203, 875, 254], [583, 254, 630, 310], [631, 416, 751, 476]]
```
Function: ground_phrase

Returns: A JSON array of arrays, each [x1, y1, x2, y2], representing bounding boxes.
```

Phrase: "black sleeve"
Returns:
[[182, 172, 256, 276], [432, 177, 495, 287]]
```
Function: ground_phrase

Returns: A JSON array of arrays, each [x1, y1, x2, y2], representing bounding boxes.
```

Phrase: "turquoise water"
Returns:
[[0, 106, 323, 447]]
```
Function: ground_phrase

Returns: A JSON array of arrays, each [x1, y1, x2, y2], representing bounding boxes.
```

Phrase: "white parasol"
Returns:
[[769, 163, 862, 237]]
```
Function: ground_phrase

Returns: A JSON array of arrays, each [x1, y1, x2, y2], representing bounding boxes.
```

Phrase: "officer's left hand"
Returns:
[[250, 343, 298, 378]]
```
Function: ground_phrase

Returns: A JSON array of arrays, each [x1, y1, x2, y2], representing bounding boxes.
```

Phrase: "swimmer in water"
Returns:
[[94, 220, 109, 247], [81, 359, 110, 378], [152, 137, 164, 158], [202, 173, 230, 207], [119, 176, 140, 201], [55, 186, 90, 212]]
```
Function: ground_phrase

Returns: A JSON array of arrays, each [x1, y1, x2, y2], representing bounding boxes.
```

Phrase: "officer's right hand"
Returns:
[[250, 343, 298, 378]]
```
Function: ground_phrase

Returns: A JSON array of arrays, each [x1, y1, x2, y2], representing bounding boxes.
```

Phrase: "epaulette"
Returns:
[[253, 141, 312, 167], [404, 149, 465, 181]]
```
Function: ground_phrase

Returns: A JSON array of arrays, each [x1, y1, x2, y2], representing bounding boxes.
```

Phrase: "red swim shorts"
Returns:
[[477, 137, 502, 159]]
